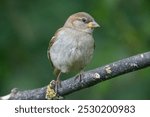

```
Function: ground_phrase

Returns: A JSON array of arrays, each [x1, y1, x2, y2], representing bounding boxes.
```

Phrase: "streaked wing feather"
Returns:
[[47, 28, 63, 70]]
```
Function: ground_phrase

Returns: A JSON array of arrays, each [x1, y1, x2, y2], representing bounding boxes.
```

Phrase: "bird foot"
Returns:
[[54, 80, 62, 94], [75, 72, 84, 82], [45, 80, 63, 100]]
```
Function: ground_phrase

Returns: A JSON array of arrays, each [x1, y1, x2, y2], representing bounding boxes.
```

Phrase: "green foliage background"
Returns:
[[0, 0, 150, 99]]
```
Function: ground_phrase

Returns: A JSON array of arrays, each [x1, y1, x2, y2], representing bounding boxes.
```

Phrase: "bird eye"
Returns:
[[82, 18, 87, 23]]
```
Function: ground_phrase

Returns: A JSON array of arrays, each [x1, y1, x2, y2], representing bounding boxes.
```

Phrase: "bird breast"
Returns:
[[50, 28, 94, 73]]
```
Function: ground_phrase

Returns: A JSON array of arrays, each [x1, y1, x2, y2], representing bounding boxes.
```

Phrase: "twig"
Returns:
[[0, 51, 150, 100]]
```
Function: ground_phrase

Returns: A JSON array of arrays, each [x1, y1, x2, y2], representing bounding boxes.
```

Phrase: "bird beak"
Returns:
[[87, 21, 100, 28]]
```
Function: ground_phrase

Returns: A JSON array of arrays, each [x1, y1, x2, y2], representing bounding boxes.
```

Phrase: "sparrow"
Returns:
[[47, 12, 99, 89]]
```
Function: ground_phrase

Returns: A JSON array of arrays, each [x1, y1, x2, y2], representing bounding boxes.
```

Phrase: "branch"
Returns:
[[0, 51, 150, 100]]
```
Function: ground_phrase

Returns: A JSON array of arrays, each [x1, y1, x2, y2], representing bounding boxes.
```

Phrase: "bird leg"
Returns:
[[55, 71, 62, 93], [75, 70, 84, 82]]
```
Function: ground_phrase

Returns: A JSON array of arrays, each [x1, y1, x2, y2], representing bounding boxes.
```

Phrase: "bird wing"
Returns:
[[47, 28, 63, 61], [47, 28, 63, 75], [47, 36, 56, 62]]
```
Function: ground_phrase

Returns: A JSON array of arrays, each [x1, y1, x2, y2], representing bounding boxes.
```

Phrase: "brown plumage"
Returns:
[[47, 12, 100, 89]]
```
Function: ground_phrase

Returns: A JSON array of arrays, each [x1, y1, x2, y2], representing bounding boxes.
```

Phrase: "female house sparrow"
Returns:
[[47, 12, 99, 87]]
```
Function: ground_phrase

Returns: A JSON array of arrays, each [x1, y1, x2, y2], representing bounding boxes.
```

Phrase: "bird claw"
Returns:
[[75, 72, 84, 82], [54, 80, 62, 94], [45, 80, 63, 100]]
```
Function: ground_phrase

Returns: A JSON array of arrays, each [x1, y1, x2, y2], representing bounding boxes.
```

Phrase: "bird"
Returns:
[[47, 12, 100, 91]]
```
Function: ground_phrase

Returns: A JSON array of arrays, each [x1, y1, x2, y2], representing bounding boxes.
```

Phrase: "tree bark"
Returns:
[[0, 51, 150, 100]]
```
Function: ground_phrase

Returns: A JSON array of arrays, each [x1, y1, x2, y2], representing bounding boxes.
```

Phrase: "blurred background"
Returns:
[[0, 0, 150, 99]]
